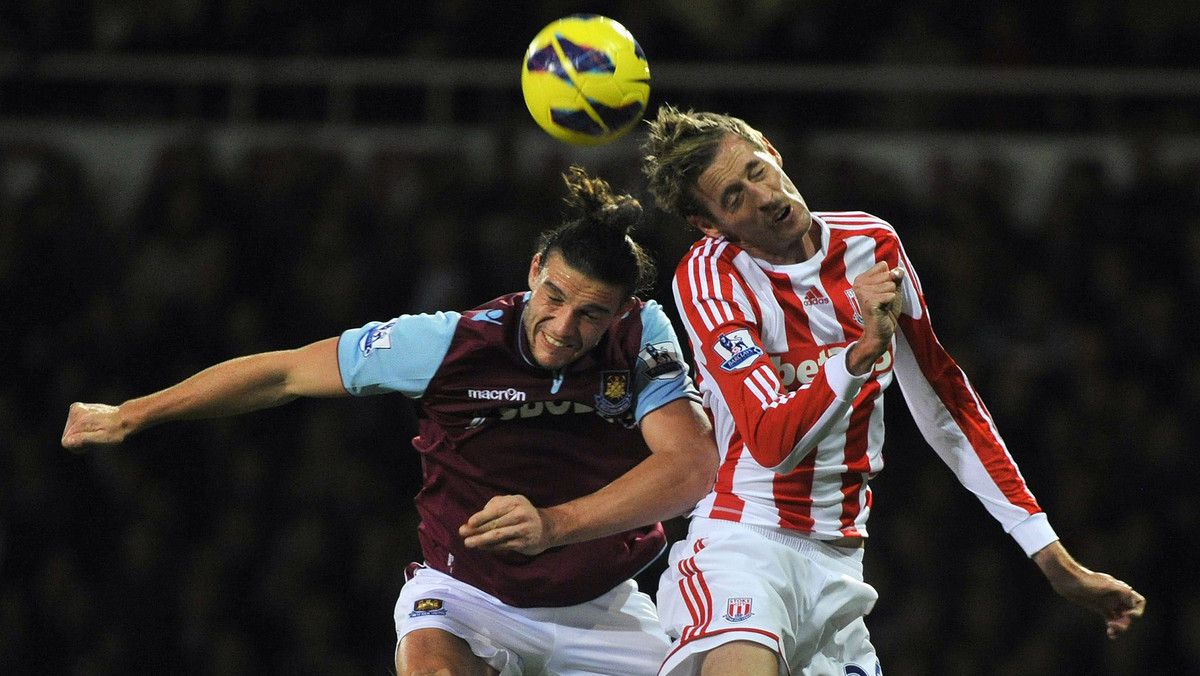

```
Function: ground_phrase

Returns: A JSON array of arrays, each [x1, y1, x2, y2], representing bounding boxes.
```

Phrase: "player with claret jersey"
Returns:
[[62, 166, 718, 676], [640, 105, 1145, 676]]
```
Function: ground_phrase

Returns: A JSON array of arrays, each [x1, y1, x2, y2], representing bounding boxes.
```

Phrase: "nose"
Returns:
[[545, 309, 581, 341], [746, 181, 776, 210]]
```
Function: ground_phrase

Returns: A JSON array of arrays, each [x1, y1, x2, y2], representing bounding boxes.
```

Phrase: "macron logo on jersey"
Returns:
[[802, 288, 830, 306], [467, 387, 527, 402], [713, 328, 764, 372]]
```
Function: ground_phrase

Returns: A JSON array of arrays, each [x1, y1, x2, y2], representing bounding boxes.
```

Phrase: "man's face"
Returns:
[[523, 250, 631, 371], [689, 133, 814, 265]]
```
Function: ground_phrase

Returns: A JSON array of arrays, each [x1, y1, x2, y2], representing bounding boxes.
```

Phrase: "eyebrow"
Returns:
[[543, 280, 616, 316], [718, 159, 760, 210]]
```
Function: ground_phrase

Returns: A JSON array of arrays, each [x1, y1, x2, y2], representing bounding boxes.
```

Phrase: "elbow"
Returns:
[[750, 435, 815, 475], [745, 436, 794, 475], [682, 446, 720, 503]]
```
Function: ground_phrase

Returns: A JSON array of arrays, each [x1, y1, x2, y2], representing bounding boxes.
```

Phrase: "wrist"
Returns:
[[538, 504, 570, 549], [845, 339, 884, 375], [1032, 541, 1087, 591]]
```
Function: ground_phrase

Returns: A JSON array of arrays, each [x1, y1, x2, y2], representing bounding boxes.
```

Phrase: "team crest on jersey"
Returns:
[[638, 341, 685, 380], [594, 371, 633, 416], [359, 320, 396, 356], [723, 597, 754, 623], [713, 328, 764, 372], [409, 597, 448, 618], [845, 289, 864, 326]]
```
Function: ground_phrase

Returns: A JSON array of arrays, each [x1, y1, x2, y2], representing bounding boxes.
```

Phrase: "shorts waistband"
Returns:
[[690, 519, 866, 577]]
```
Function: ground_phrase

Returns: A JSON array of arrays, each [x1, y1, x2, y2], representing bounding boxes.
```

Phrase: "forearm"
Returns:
[[1032, 540, 1083, 590], [539, 449, 714, 547], [119, 337, 345, 436]]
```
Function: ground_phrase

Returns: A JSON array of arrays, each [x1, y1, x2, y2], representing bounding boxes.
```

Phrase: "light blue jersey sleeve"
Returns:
[[634, 300, 700, 422], [337, 311, 462, 398]]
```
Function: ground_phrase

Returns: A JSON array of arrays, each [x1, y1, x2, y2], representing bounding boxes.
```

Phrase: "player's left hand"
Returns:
[[1033, 541, 1146, 639], [1054, 568, 1146, 639], [460, 494, 554, 556]]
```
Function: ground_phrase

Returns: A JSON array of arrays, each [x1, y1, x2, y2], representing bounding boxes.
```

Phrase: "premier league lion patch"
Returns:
[[638, 341, 685, 380], [713, 329, 764, 372], [359, 320, 396, 357]]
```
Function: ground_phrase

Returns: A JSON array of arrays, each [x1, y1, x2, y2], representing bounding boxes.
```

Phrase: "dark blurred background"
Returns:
[[2, 1, 1196, 674]]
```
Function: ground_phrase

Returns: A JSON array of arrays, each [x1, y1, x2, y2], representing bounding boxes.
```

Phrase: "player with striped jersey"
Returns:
[[640, 105, 1144, 676], [61, 167, 719, 676]]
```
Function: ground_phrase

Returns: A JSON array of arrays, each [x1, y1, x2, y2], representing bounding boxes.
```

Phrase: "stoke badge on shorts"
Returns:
[[723, 597, 754, 622]]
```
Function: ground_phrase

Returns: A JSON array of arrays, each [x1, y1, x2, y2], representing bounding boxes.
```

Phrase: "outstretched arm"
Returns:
[[62, 337, 346, 450], [1032, 540, 1146, 639], [459, 397, 718, 555]]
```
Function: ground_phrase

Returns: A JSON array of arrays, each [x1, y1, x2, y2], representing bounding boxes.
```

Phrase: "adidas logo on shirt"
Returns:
[[802, 288, 830, 307]]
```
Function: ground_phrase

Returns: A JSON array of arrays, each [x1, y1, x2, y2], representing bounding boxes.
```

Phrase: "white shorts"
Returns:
[[395, 566, 671, 676], [656, 519, 881, 676]]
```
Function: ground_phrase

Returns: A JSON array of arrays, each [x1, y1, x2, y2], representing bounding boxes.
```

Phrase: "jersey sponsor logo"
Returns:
[[497, 398, 636, 428], [802, 288, 830, 306], [359, 320, 396, 356], [722, 597, 754, 622], [638, 341, 685, 380], [466, 387, 527, 402], [770, 346, 892, 388], [594, 371, 633, 416], [498, 400, 596, 420], [408, 597, 448, 618], [713, 328, 764, 372]]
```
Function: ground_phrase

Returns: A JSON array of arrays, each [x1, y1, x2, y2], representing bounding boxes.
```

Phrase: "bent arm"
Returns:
[[461, 397, 719, 554], [62, 337, 346, 449]]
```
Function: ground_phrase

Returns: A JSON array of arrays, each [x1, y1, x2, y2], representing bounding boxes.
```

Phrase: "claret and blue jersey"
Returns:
[[336, 291, 698, 608]]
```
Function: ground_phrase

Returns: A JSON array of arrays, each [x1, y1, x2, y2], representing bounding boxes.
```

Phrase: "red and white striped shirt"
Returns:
[[673, 212, 1057, 555]]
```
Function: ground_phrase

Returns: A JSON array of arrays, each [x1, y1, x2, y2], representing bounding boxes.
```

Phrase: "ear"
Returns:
[[762, 136, 783, 167], [527, 252, 543, 290], [616, 296, 638, 320], [687, 214, 724, 239]]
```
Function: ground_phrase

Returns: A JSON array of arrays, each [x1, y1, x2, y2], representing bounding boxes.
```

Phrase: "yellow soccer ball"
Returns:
[[521, 14, 651, 146]]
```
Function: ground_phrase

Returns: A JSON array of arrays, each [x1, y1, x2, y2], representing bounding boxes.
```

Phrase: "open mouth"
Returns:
[[542, 332, 570, 349], [774, 205, 792, 223]]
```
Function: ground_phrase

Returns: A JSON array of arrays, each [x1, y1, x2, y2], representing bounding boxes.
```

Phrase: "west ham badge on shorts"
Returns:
[[409, 598, 448, 618], [723, 597, 754, 623], [594, 371, 633, 416]]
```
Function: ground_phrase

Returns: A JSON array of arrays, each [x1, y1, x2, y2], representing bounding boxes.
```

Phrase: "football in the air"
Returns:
[[520, 14, 650, 146]]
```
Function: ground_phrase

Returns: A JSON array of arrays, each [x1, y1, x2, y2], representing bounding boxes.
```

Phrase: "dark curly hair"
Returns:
[[534, 165, 656, 298]]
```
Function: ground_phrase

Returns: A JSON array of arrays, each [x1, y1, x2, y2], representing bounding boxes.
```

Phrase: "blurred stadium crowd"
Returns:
[[3, 2, 1198, 675], [3, 0, 1200, 67]]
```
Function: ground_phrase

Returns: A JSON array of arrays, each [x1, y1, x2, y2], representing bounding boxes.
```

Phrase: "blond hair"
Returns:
[[640, 104, 767, 223]]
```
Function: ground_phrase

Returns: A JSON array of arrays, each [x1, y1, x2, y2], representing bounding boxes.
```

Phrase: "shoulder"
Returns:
[[674, 235, 744, 273], [815, 211, 899, 240]]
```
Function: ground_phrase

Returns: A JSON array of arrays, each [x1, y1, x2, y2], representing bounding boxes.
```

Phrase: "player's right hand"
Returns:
[[61, 402, 127, 451], [846, 262, 904, 374], [460, 494, 553, 556]]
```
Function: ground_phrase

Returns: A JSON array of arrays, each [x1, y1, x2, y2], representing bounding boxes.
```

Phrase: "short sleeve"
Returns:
[[633, 300, 700, 421], [337, 311, 461, 397]]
